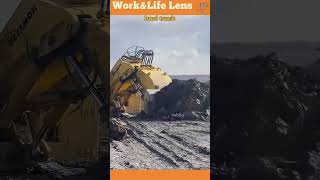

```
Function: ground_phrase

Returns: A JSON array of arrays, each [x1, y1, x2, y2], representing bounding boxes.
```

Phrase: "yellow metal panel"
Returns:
[[48, 97, 99, 161], [125, 93, 142, 114], [138, 67, 172, 89], [27, 59, 68, 98]]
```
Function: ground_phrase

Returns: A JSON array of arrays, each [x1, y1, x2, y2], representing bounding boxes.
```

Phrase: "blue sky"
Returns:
[[110, 16, 210, 75]]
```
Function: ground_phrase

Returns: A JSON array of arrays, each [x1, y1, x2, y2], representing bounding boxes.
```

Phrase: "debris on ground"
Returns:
[[110, 118, 128, 141], [212, 53, 320, 180]]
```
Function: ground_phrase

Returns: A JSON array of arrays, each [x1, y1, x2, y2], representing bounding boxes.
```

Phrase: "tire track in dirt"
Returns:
[[160, 130, 210, 155], [134, 121, 209, 160], [128, 124, 181, 168], [126, 120, 209, 169], [111, 119, 210, 169]]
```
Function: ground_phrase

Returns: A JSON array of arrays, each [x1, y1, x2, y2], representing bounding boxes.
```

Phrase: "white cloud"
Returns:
[[169, 50, 184, 57], [191, 48, 199, 57]]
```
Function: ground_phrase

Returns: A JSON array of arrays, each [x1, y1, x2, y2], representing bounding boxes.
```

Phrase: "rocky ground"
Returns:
[[111, 118, 210, 169], [110, 78, 211, 170], [212, 53, 320, 180], [0, 161, 107, 180]]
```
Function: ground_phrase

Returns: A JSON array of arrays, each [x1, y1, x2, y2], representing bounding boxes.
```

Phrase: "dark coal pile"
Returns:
[[148, 79, 210, 120], [307, 59, 320, 82], [212, 54, 320, 180]]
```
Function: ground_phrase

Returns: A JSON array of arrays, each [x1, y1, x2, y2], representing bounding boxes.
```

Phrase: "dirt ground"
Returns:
[[110, 118, 210, 170]]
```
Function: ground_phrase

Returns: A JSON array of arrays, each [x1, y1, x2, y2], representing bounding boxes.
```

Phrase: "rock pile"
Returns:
[[212, 54, 320, 180], [110, 118, 128, 141], [148, 79, 210, 120]]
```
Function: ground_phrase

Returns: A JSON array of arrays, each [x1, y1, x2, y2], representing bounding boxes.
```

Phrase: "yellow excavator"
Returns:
[[0, 0, 171, 169], [110, 46, 172, 115]]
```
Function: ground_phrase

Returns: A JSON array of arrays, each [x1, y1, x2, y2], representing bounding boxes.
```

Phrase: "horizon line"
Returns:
[[169, 74, 210, 76], [213, 40, 320, 44]]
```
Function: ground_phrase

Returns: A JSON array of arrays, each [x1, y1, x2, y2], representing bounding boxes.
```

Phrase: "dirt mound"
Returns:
[[213, 54, 320, 180], [148, 79, 210, 120]]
